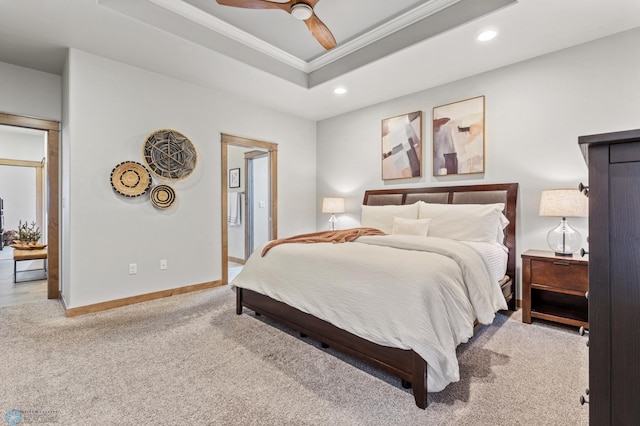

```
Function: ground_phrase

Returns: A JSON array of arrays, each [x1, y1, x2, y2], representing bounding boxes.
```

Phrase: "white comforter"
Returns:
[[230, 234, 508, 392]]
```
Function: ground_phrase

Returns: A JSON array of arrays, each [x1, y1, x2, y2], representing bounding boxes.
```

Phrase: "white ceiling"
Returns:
[[98, 0, 516, 88], [182, 0, 433, 62], [0, 0, 639, 121]]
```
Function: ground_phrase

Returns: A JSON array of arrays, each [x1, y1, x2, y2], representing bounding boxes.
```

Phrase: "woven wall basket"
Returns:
[[110, 161, 152, 197], [150, 184, 176, 209], [143, 129, 197, 180]]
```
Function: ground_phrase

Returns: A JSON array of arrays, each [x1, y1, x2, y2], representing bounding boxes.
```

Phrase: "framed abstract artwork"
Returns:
[[229, 168, 240, 188], [381, 111, 422, 180], [432, 96, 485, 176]]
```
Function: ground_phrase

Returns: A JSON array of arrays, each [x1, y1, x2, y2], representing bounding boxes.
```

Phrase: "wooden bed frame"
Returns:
[[236, 183, 518, 409]]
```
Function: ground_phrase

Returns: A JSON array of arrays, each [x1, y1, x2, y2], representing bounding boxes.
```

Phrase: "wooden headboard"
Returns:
[[363, 183, 519, 292]]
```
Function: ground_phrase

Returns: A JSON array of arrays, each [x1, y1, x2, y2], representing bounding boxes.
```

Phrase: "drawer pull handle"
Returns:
[[553, 261, 571, 266], [578, 182, 589, 197]]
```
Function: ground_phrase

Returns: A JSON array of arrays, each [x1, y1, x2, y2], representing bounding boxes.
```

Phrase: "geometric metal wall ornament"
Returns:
[[110, 161, 152, 197], [150, 184, 176, 209], [143, 129, 197, 180]]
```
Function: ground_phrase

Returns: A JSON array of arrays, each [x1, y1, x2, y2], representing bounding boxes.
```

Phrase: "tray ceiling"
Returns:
[[99, 0, 516, 87], [1, 0, 640, 120]]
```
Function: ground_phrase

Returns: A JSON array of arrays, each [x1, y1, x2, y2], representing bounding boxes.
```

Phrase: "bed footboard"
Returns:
[[236, 287, 428, 409]]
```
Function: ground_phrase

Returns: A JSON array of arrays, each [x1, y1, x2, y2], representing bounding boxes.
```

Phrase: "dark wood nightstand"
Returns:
[[521, 249, 589, 328]]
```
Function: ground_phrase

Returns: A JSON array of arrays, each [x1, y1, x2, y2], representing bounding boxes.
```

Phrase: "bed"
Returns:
[[232, 183, 518, 409]]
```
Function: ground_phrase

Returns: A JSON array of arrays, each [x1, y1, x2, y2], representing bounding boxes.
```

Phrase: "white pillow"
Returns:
[[496, 212, 510, 244], [360, 202, 420, 234], [418, 202, 506, 243], [392, 218, 431, 236]]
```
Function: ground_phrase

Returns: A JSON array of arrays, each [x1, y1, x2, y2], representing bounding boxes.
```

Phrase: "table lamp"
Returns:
[[539, 189, 588, 256], [322, 197, 345, 231]]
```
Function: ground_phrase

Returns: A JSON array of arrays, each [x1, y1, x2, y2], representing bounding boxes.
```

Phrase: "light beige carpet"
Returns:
[[0, 286, 588, 425]]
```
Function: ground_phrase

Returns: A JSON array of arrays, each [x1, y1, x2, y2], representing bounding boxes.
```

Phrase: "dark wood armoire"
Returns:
[[579, 128, 640, 425]]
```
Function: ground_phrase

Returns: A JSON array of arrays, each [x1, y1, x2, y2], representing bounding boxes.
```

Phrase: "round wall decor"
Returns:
[[143, 129, 197, 180], [110, 161, 152, 197], [150, 184, 176, 209]]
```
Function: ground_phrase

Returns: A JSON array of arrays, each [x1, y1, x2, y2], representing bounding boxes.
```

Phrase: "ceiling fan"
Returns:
[[215, 0, 337, 50]]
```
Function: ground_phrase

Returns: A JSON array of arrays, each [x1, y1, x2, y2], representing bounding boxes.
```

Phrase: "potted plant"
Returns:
[[15, 220, 42, 245]]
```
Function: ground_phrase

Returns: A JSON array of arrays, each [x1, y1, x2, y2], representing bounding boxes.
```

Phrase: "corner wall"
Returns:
[[0, 61, 61, 121], [63, 49, 316, 309], [316, 27, 640, 292]]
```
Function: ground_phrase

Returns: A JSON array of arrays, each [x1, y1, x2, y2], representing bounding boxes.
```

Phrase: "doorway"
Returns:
[[244, 150, 270, 259], [220, 133, 277, 285], [0, 141, 46, 303], [0, 113, 60, 301]]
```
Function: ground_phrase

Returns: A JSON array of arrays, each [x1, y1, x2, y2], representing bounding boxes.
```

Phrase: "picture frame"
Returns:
[[432, 95, 485, 176], [229, 168, 240, 188], [381, 111, 422, 180]]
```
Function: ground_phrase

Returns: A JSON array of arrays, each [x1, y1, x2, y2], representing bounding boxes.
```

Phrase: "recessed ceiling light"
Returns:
[[334, 87, 347, 95], [477, 30, 498, 42]]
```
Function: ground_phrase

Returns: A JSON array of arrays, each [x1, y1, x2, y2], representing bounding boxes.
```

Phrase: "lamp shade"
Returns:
[[539, 188, 588, 256], [539, 189, 588, 218], [322, 197, 345, 213]]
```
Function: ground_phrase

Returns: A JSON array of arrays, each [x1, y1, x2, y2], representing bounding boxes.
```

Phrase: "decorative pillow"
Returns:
[[360, 202, 420, 234], [418, 202, 506, 243], [392, 218, 431, 236]]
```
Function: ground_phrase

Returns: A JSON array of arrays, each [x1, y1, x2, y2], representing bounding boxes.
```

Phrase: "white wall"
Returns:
[[0, 166, 44, 271], [0, 127, 47, 161], [62, 49, 316, 308], [251, 155, 270, 249], [317, 27, 640, 294], [227, 147, 270, 261], [227, 145, 245, 260], [0, 60, 60, 280], [0, 128, 46, 232], [0, 166, 36, 234], [61, 52, 71, 303], [0, 61, 61, 121]]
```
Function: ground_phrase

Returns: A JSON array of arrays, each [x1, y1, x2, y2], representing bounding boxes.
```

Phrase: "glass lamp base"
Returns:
[[554, 251, 574, 257], [328, 214, 338, 231], [547, 217, 581, 256]]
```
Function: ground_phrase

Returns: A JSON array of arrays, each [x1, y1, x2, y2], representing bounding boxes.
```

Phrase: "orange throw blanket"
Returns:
[[261, 227, 386, 257]]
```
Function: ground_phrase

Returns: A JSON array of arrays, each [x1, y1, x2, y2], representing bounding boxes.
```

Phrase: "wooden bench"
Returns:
[[13, 248, 48, 283]]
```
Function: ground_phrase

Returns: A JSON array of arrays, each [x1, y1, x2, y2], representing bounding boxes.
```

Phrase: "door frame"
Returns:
[[244, 150, 269, 260], [0, 113, 60, 299], [221, 133, 277, 285]]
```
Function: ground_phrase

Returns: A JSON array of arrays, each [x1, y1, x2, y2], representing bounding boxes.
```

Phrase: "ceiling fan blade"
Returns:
[[217, 0, 336, 50], [215, 0, 292, 12], [303, 12, 337, 50]]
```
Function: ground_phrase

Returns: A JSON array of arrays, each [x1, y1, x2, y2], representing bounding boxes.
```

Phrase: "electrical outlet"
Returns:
[[129, 263, 137, 275], [160, 259, 167, 270]]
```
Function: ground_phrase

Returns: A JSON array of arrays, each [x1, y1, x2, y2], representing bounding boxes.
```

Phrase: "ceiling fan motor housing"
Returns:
[[291, 3, 313, 20]]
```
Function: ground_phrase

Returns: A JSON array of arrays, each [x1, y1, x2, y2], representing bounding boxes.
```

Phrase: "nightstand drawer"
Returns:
[[531, 260, 588, 292]]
